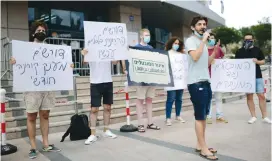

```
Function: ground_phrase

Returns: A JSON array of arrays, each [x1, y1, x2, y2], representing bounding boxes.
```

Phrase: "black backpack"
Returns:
[[60, 114, 91, 142]]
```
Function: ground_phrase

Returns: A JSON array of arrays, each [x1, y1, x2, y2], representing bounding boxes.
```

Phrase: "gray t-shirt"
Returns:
[[185, 35, 210, 84]]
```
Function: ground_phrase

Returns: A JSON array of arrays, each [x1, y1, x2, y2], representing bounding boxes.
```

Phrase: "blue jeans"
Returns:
[[188, 81, 212, 120], [165, 90, 184, 119]]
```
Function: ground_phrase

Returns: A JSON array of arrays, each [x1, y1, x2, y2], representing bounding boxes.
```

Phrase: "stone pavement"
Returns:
[[1, 97, 271, 161]]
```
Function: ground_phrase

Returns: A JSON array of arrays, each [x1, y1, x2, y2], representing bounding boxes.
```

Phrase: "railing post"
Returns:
[[1, 89, 17, 155]]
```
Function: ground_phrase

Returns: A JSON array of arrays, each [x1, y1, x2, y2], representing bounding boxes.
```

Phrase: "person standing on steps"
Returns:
[[81, 48, 119, 145], [122, 28, 161, 133], [235, 33, 271, 124], [10, 21, 70, 159], [164, 36, 186, 126], [185, 16, 219, 160], [206, 33, 228, 124]]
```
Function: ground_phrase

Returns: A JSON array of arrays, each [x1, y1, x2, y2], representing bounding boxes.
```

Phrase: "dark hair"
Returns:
[[244, 33, 254, 39], [165, 36, 184, 52], [29, 21, 48, 42], [190, 16, 208, 32], [210, 33, 215, 37]]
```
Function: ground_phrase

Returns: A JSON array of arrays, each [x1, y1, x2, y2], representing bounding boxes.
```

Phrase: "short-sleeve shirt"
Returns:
[[185, 35, 210, 84], [208, 47, 224, 76], [134, 43, 153, 49], [235, 46, 264, 78]]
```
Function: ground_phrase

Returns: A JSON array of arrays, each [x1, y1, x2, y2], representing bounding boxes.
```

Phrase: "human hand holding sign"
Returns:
[[10, 57, 16, 65], [81, 48, 89, 65], [253, 58, 258, 63]]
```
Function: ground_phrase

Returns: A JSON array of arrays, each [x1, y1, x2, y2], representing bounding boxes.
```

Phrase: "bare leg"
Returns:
[[146, 98, 153, 125], [27, 113, 38, 149], [195, 120, 213, 154], [136, 99, 144, 125], [246, 94, 256, 117], [39, 110, 50, 147], [103, 104, 111, 132], [90, 107, 99, 135], [257, 93, 267, 118]]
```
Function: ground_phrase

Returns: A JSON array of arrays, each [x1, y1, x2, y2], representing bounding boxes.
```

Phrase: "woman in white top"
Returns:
[[164, 37, 186, 126]]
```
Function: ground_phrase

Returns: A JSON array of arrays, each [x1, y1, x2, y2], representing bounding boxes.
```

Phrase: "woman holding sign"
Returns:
[[164, 37, 186, 126], [10, 21, 74, 159]]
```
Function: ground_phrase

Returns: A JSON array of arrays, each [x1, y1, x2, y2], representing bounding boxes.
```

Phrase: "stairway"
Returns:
[[1, 75, 245, 140]]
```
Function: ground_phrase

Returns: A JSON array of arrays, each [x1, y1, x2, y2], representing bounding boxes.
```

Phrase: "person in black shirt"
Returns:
[[235, 33, 271, 124]]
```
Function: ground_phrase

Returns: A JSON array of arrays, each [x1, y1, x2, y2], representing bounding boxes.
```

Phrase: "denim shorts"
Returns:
[[188, 81, 212, 120], [256, 78, 265, 94]]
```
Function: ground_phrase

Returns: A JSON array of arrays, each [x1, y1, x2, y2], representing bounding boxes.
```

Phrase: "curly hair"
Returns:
[[190, 15, 208, 32], [165, 36, 184, 52], [29, 21, 48, 42]]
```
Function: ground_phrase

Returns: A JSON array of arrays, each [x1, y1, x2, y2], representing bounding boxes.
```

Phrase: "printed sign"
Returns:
[[211, 59, 256, 93], [165, 54, 188, 90], [83, 21, 128, 62], [125, 47, 174, 87], [12, 40, 73, 92]]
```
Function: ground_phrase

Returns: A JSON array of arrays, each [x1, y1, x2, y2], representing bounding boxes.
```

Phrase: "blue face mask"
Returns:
[[194, 31, 203, 38], [172, 44, 179, 51], [143, 36, 150, 44], [208, 39, 215, 46]]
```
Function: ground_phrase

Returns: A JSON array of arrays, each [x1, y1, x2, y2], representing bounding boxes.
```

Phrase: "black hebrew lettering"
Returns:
[[31, 76, 56, 86], [43, 63, 52, 76], [33, 47, 66, 60], [103, 26, 124, 35], [215, 61, 251, 71], [16, 63, 39, 75], [88, 35, 103, 46], [98, 49, 115, 60], [216, 81, 252, 90]]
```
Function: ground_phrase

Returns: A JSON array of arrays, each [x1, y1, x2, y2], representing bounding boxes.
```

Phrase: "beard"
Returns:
[[195, 28, 206, 35]]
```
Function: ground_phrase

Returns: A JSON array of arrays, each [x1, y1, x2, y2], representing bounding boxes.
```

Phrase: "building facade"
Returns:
[[1, 1, 224, 48]]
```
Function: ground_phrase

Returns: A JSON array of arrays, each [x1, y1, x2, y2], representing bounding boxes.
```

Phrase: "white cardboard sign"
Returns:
[[83, 21, 129, 62], [12, 40, 73, 92], [211, 59, 256, 93]]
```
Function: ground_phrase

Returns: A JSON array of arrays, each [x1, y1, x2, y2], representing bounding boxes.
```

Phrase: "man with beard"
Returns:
[[185, 16, 219, 160]]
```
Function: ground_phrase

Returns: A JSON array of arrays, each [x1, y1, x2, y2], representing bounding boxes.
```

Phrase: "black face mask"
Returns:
[[34, 32, 46, 41], [243, 40, 254, 50]]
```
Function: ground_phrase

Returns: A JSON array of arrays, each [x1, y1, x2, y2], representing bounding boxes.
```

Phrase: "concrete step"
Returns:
[[6, 102, 194, 140], [5, 98, 193, 129]]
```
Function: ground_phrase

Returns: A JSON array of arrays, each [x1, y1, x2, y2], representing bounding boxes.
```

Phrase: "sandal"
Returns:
[[195, 148, 217, 153], [138, 125, 145, 132], [200, 153, 218, 160], [147, 124, 161, 130]]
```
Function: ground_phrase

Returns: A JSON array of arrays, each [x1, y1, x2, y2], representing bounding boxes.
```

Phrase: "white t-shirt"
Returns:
[[89, 62, 112, 84]]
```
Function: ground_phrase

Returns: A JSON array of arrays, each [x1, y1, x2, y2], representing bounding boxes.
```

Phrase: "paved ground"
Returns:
[[1, 97, 271, 161]]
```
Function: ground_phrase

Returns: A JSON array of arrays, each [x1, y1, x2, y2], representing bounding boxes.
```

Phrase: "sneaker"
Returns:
[[206, 117, 213, 124], [176, 116, 186, 123], [263, 117, 272, 124], [42, 144, 61, 152], [85, 135, 98, 145], [103, 130, 117, 139], [166, 119, 172, 126], [216, 117, 228, 123], [248, 117, 257, 124], [29, 149, 37, 159]]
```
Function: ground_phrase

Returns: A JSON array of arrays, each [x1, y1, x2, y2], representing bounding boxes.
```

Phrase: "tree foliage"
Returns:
[[212, 27, 241, 47]]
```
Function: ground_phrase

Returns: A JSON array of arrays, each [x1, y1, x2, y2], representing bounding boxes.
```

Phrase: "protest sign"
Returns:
[[125, 46, 174, 87], [211, 59, 256, 93], [12, 40, 73, 92], [165, 54, 188, 90], [83, 21, 128, 62]]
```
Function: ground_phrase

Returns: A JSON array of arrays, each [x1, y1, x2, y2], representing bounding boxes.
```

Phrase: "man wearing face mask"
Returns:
[[185, 16, 219, 160], [235, 33, 271, 124], [123, 28, 160, 132], [206, 33, 228, 124], [9, 21, 72, 159]]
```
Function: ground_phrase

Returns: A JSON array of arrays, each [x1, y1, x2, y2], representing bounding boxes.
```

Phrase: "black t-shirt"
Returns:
[[235, 46, 264, 78]]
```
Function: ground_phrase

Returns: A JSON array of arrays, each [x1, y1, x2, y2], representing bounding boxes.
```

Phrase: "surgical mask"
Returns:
[[143, 36, 150, 44], [194, 31, 203, 38], [243, 40, 253, 49], [34, 32, 46, 41], [172, 44, 179, 51], [208, 39, 215, 46]]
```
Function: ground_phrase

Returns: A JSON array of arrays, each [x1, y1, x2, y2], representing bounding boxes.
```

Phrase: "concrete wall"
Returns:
[[1, 1, 29, 41]]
